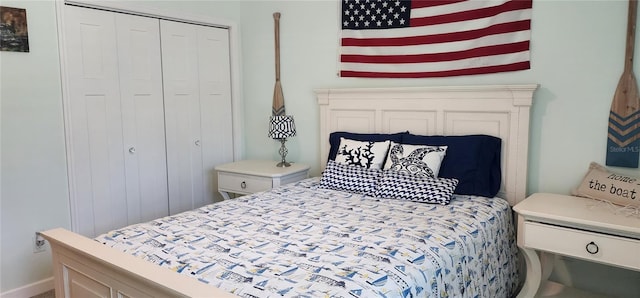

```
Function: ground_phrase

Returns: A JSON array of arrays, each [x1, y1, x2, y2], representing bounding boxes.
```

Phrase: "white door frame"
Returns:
[[55, 0, 244, 233]]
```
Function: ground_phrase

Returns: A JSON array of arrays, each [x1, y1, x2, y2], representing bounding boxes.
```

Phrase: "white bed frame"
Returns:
[[41, 84, 537, 298]]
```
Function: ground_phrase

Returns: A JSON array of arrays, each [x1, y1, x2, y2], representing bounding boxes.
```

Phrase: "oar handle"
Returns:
[[274, 12, 281, 81], [625, 0, 637, 71]]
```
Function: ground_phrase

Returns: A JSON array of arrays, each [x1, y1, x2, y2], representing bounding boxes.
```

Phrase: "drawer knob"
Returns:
[[585, 241, 599, 254], [240, 181, 246, 189]]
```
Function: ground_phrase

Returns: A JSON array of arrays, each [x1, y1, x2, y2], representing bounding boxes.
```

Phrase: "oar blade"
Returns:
[[606, 71, 640, 168], [272, 80, 286, 116]]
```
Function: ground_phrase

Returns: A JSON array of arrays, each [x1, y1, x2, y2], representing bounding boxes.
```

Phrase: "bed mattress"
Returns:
[[96, 178, 519, 298]]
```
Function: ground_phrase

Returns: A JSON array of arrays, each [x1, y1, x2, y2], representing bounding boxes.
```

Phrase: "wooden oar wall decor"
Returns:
[[272, 12, 286, 116], [607, 0, 640, 168]]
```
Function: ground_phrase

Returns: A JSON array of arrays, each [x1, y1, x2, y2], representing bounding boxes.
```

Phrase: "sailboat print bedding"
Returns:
[[96, 178, 519, 298]]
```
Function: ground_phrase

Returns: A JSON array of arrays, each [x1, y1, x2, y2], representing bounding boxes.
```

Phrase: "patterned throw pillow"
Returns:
[[383, 142, 447, 178], [573, 162, 640, 208], [375, 170, 459, 205], [401, 134, 502, 197], [334, 137, 391, 169], [327, 131, 407, 161], [319, 160, 382, 196]]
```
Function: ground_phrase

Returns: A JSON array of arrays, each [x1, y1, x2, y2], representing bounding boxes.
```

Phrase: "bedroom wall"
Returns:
[[239, 0, 640, 297], [1, 0, 638, 296], [0, 0, 242, 295], [0, 0, 70, 294]]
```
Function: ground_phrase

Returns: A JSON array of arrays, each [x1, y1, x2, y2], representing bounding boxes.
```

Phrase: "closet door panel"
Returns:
[[197, 26, 234, 204], [116, 14, 168, 223], [64, 6, 127, 237], [160, 20, 205, 215], [63, 5, 235, 236]]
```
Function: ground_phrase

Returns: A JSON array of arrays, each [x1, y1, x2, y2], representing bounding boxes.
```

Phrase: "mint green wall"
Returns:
[[1, 0, 638, 296], [241, 1, 640, 296], [1, 0, 69, 292], [0, 0, 242, 293], [242, 0, 640, 181]]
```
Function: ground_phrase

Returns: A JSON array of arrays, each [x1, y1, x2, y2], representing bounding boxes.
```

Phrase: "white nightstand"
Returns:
[[513, 193, 640, 298], [215, 160, 310, 200]]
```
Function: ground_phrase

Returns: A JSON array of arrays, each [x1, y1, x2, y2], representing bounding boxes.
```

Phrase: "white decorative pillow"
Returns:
[[319, 160, 382, 196], [383, 142, 447, 178], [374, 170, 459, 205], [334, 137, 391, 169], [573, 162, 640, 208]]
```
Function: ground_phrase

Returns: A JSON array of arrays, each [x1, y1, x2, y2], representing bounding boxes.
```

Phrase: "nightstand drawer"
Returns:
[[218, 172, 272, 194], [523, 221, 640, 271]]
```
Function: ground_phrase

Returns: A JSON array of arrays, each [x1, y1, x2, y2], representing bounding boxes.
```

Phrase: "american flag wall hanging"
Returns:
[[339, 0, 533, 78]]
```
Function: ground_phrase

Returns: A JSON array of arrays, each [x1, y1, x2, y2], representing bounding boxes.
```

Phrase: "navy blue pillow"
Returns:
[[328, 131, 408, 161], [400, 134, 502, 197]]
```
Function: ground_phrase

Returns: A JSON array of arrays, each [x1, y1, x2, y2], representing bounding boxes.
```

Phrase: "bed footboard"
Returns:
[[41, 228, 236, 298]]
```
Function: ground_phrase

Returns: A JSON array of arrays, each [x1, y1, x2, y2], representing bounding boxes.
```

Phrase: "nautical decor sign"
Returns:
[[575, 162, 640, 209], [607, 0, 640, 168]]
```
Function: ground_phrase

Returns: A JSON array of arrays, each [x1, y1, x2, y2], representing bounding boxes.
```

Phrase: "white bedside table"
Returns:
[[513, 193, 640, 298], [215, 160, 310, 200]]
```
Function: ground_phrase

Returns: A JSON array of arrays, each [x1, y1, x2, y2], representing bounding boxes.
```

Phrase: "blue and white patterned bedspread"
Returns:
[[96, 178, 519, 298]]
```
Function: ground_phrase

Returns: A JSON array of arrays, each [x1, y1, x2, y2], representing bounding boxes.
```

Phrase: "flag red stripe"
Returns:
[[411, 0, 467, 9], [410, 0, 532, 27], [341, 41, 529, 63], [340, 61, 530, 78], [342, 20, 530, 47]]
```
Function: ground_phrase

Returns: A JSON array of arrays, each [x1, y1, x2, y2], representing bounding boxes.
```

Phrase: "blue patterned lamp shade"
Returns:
[[268, 115, 296, 139]]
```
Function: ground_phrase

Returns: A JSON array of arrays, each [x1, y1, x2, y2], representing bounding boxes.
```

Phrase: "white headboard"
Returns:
[[315, 84, 538, 206]]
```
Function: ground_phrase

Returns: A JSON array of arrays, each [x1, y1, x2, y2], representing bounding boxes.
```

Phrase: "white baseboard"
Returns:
[[1, 277, 53, 298]]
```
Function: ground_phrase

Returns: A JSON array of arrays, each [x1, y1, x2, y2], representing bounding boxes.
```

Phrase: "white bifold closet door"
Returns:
[[116, 14, 168, 224], [63, 5, 233, 237], [161, 21, 233, 215], [64, 6, 168, 237]]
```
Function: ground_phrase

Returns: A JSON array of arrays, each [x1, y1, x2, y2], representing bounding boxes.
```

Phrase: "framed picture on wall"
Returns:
[[0, 6, 29, 52]]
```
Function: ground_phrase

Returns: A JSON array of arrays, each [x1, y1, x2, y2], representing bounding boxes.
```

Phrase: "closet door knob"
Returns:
[[585, 241, 599, 254], [128, 147, 136, 154], [195, 140, 201, 146]]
